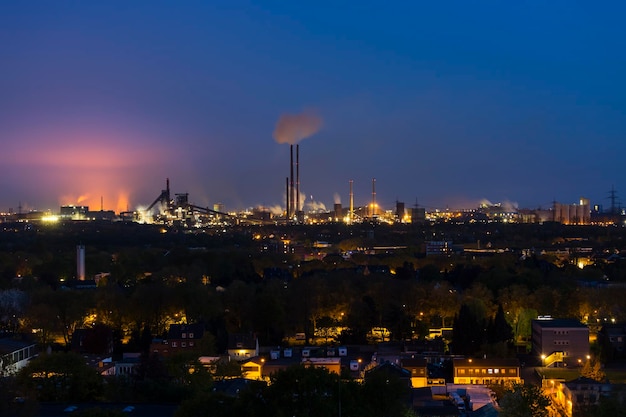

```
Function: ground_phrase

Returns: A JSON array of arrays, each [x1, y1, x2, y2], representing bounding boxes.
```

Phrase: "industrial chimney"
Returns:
[[296, 144, 300, 215], [286, 177, 290, 220], [371, 178, 377, 218], [77, 244, 85, 281], [349, 180, 354, 224], [290, 145, 295, 221]]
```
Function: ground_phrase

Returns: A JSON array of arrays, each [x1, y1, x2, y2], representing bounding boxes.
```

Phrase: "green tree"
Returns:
[[360, 368, 412, 417], [591, 395, 626, 417], [264, 365, 340, 417], [488, 304, 514, 344], [452, 304, 485, 356], [16, 352, 103, 402], [381, 302, 412, 342], [499, 383, 551, 417], [581, 358, 606, 382], [213, 360, 243, 381]]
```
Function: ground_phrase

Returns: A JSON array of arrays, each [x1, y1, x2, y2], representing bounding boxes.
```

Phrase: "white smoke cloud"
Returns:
[[334, 192, 341, 204], [479, 199, 518, 211], [267, 204, 284, 216], [273, 110, 323, 145], [305, 197, 327, 213]]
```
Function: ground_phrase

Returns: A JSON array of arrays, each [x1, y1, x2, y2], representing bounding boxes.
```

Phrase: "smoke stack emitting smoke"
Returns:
[[275, 110, 323, 220]]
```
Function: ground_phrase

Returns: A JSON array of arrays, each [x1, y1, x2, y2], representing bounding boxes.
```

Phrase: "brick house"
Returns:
[[150, 323, 205, 356]]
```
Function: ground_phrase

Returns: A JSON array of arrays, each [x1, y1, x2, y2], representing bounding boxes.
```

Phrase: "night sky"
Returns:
[[1, 1, 625, 214]]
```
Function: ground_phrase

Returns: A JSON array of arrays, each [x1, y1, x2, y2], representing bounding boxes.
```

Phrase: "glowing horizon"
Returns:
[[0, 122, 179, 213]]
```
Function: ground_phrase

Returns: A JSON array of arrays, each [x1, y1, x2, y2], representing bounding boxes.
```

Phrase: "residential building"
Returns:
[[0, 337, 37, 376], [532, 318, 589, 366], [241, 357, 265, 380], [452, 358, 521, 385], [364, 362, 412, 387], [115, 353, 142, 377], [227, 333, 259, 361], [150, 323, 205, 356], [597, 323, 626, 360], [81, 354, 115, 376], [302, 357, 341, 374], [400, 357, 428, 388], [549, 377, 622, 417]]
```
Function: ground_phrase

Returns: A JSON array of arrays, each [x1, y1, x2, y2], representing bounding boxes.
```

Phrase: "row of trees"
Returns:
[[3, 254, 626, 354]]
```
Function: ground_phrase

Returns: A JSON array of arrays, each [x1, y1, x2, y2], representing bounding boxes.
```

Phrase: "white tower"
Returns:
[[77, 245, 85, 281]]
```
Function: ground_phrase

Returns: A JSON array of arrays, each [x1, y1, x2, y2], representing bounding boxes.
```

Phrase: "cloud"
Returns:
[[273, 110, 323, 145]]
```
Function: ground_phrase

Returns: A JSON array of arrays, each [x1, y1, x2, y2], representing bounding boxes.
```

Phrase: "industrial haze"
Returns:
[[1, 3, 625, 214]]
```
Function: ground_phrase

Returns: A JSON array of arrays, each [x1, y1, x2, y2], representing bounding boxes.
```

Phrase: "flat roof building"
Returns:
[[532, 318, 589, 366]]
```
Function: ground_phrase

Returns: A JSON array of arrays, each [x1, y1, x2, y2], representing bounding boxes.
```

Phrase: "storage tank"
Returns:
[[569, 204, 578, 225]]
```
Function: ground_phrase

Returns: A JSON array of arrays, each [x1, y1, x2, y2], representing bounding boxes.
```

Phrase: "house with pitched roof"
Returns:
[[400, 356, 428, 388], [227, 333, 259, 361], [150, 323, 205, 356]]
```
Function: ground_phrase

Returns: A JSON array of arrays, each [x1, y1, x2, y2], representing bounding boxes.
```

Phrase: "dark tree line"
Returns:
[[452, 304, 513, 357]]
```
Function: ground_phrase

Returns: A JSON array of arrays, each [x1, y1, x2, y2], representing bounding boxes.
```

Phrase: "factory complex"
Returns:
[[0, 146, 623, 227]]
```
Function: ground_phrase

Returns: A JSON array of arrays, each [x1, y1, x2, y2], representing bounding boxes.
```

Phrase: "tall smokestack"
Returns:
[[296, 144, 300, 214], [349, 180, 354, 224], [371, 178, 376, 217], [286, 177, 290, 219], [290, 145, 294, 220]]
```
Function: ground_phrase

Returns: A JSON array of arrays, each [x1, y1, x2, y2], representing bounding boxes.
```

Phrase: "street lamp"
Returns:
[[541, 354, 546, 367]]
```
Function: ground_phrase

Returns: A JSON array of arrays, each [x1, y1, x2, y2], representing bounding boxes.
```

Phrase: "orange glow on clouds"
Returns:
[[2, 123, 178, 212]]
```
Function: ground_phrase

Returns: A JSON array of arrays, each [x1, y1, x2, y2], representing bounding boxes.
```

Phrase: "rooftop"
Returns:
[[532, 318, 588, 329]]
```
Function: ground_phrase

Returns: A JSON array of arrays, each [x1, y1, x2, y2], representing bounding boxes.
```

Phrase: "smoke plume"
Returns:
[[273, 110, 323, 144], [334, 192, 341, 204]]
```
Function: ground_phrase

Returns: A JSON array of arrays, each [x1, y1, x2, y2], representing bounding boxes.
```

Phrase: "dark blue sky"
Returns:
[[1, 1, 625, 213]]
